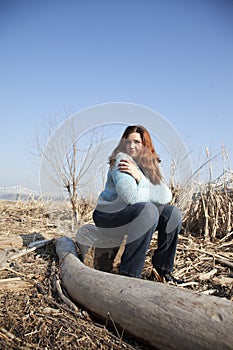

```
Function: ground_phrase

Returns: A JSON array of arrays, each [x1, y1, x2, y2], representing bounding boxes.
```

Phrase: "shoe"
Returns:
[[152, 268, 184, 285], [161, 272, 184, 285]]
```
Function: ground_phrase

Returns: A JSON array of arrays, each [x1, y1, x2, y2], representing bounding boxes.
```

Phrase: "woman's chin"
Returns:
[[129, 151, 137, 156]]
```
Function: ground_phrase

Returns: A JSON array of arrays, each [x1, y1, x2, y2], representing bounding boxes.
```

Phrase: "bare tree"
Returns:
[[36, 115, 108, 229]]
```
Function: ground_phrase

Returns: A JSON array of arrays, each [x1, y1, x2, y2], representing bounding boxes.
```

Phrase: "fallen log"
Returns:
[[56, 237, 233, 350]]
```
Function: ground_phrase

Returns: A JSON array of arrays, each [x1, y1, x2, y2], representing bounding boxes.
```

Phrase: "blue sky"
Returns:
[[1, 0, 233, 191]]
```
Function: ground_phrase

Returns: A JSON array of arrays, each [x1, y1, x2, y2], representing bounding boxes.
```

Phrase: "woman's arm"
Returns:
[[112, 153, 172, 205], [117, 158, 141, 183], [112, 153, 139, 204], [146, 181, 172, 205]]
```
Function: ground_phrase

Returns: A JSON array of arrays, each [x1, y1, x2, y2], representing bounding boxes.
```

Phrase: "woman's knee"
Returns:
[[140, 203, 160, 231], [127, 202, 159, 242], [171, 206, 182, 223], [127, 202, 158, 222], [163, 205, 182, 233]]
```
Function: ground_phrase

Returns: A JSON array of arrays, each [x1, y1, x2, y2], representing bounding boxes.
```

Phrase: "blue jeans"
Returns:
[[93, 202, 182, 278]]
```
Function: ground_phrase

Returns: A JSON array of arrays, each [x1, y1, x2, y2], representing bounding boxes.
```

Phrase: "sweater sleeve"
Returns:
[[147, 181, 172, 204], [111, 152, 172, 205], [111, 153, 139, 204]]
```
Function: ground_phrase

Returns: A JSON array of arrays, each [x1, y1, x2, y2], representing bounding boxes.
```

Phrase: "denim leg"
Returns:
[[152, 205, 182, 274], [119, 203, 159, 278], [93, 202, 147, 272], [93, 202, 146, 228]]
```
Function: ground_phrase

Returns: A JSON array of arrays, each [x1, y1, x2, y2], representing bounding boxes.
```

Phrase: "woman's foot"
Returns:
[[161, 272, 184, 285], [152, 267, 184, 285]]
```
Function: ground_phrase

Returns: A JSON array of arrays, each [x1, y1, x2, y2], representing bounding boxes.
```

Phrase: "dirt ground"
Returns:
[[0, 200, 232, 349]]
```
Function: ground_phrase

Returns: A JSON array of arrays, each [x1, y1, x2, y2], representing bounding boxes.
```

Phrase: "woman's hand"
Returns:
[[118, 159, 141, 183]]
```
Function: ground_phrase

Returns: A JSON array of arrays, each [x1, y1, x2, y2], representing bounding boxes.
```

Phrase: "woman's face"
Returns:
[[125, 132, 143, 158]]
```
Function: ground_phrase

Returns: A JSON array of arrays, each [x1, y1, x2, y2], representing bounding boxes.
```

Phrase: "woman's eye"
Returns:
[[126, 139, 141, 145]]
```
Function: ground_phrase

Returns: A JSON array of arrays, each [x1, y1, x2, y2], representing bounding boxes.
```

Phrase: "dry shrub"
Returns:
[[182, 175, 233, 241], [142, 168, 233, 300]]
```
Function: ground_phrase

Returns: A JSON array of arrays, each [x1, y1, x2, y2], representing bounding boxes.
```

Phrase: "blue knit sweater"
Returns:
[[96, 152, 172, 210]]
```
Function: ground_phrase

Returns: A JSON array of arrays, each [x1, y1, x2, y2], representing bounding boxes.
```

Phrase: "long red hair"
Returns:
[[109, 125, 162, 184]]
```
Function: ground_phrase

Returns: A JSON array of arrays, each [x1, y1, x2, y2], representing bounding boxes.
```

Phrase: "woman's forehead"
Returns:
[[127, 132, 142, 141]]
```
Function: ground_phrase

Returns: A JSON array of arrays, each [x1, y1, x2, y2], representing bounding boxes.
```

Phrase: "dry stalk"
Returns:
[[0, 166, 233, 350]]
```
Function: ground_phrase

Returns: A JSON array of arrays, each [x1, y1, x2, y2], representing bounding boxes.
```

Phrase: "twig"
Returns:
[[55, 277, 80, 313], [0, 327, 35, 348], [0, 266, 28, 278], [43, 296, 87, 319], [152, 267, 163, 282], [1, 239, 53, 265], [107, 312, 121, 339], [179, 281, 199, 287], [178, 247, 233, 261], [218, 230, 233, 243], [6, 246, 38, 262], [215, 258, 233, 269], [28, 238, 53, 248], [0, 327, 21, 342]]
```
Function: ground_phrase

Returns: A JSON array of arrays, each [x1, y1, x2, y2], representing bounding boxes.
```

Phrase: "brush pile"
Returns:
[[0, 174, 232, 349]]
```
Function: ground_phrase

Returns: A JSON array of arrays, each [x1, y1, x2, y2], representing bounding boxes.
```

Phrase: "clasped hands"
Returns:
[[118, 159, 141, 183]]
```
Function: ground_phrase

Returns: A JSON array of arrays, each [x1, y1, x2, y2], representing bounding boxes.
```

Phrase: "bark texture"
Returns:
[[56, 236, 233, 350]]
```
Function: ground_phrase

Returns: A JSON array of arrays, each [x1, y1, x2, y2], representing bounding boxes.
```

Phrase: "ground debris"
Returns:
[[0, 252, 140, 350], [0, 199, 232, 350], [0, 200, 148, 350]]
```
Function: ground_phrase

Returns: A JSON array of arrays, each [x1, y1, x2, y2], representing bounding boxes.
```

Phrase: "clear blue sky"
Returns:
[[1, 0, 233, 190]]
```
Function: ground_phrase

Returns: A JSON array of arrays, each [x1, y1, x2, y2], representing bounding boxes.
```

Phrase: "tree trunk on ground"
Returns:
[[56, 236, 233, 350]]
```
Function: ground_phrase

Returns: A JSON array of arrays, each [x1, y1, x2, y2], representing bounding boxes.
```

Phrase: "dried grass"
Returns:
[[0, 254, 137, 350], [182, 177, 233, 240], [0, 171, 233, 349], [143, 171, 233, 299], [0, 200, 145, 350]]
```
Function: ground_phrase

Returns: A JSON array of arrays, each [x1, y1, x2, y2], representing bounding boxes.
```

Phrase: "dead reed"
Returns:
[[0, 164, 232, 349], [182, 173, 233, 241]]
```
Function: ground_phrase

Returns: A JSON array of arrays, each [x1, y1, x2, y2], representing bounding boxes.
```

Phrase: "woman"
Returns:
[[92, 125, 183, 284]]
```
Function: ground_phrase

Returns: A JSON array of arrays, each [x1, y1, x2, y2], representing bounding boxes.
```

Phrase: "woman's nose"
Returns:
[[129, 141, 135, 148]]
